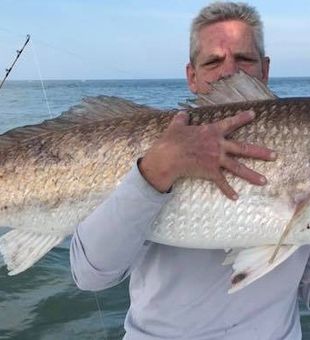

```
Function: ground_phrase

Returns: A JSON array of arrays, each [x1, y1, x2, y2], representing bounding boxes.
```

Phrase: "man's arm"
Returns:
[[70, 163, 171, 291]]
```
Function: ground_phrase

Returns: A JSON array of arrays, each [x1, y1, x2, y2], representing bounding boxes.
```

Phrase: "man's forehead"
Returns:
[[199, 20, 254, 41], [197, 20, 258, 54]]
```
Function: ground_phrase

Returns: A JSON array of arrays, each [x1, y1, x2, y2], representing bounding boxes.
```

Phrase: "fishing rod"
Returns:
[[0, 34, 30, 89]]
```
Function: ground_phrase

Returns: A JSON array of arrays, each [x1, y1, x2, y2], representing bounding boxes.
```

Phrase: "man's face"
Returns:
[[186, 20, 270, 94]]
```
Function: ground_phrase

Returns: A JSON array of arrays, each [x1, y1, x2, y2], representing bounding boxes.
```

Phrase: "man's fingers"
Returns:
[[216, 110, 255, 136], [213, 173, 238, 200], [222, 157, 267, 185], [224, 140, 277, 160]]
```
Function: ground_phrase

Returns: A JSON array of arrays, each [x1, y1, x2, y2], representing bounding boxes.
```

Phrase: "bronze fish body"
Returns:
[[0, 71, 310, 292]]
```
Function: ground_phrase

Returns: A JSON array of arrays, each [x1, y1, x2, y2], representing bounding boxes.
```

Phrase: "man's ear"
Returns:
[[261, 56, 270, 84], [186, 63, 198, 93]]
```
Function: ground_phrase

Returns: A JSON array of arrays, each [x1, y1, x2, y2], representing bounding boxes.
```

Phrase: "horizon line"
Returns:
[[5, 75, 310, 82]]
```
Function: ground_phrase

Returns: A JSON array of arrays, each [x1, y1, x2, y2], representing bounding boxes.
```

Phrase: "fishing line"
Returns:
[[0, 26, 26, 39], [0, 24, 138, 80], [29, 35, 108, 336], [94, 291, 108, 340], [29, 39, 53, 119], [1, 25, 117, 337]]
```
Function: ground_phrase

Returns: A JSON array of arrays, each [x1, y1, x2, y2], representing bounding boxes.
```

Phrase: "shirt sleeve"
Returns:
[[299, 255, 310, 309], [70, 161, 171, 291]]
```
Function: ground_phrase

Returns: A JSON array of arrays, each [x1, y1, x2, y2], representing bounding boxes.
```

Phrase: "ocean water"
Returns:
[[0, 77, 310, 339]]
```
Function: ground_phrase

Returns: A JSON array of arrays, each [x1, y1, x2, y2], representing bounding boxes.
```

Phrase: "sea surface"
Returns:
[[0, 77, 310, 339]]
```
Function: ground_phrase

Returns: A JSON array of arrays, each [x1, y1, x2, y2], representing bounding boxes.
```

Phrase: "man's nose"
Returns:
[[220, 59, 239, 78]]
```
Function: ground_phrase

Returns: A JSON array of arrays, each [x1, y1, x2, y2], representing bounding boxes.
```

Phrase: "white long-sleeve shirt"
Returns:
[[70, 163, 310, 340]]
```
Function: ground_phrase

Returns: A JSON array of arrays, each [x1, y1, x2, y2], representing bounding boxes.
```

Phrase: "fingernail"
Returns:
[[270, 151, 277, 160], [260, 176, 267, 184], [232, 194, 238, 200]]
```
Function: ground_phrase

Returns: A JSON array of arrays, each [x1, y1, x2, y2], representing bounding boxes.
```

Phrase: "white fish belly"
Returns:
[[0, 191, 106, 237], [149, 178, 301, 248]]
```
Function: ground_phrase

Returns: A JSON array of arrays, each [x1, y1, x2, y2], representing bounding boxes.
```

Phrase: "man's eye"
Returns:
[[204, 60, 220, 66], [237, 57, 256, 63]]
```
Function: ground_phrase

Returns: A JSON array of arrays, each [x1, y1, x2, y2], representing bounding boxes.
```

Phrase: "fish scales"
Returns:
[[0, 72, 310, 291], [153, 98, 310, 248], [0, 112, 171, 234], [0, 97, 309, 240]]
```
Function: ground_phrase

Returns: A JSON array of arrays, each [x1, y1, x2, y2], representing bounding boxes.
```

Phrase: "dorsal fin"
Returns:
[[61, 95, 159, 122], [0, 96, 159, 150], [181, 70, 277, 108]]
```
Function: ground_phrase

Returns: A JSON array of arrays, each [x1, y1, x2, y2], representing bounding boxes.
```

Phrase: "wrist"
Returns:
[[138, 155, 175, 193]]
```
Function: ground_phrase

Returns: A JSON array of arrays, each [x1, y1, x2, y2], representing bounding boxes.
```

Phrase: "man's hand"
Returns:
[[139, 110, 276, 200]]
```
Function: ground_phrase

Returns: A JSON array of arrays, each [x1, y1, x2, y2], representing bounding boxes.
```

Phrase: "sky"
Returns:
[[0, 0, 309, 80]]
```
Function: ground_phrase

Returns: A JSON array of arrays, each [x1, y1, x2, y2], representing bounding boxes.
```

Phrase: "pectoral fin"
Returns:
[[228, 245, 299, 294], [0, 229, 64, 275], [222, 248, 241, 265], [269, 195, 310, 263]]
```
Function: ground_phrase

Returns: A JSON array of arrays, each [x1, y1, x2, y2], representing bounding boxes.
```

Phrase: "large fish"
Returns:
[[0, 71, 310, 293]]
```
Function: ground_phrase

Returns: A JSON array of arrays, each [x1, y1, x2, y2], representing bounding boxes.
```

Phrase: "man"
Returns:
[[70, 2, 310, 339]]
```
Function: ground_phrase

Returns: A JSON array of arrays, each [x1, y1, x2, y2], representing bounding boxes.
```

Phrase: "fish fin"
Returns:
[[0, 229, 64, 275], [62, 95, 161, 121], [222, 248, 242, 265], [182, 70, 277, 107], [228, 245, 299, 294], [270, 194, 310, 263], [0, 96, 160, 150], [269, 220, 295, 264]]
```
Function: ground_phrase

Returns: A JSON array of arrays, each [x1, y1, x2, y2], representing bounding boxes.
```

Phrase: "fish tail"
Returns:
[[0, 230, 64, 275]]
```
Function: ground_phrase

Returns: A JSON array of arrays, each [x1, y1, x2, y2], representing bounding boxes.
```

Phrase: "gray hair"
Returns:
[[190, 2, 265, 65]]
